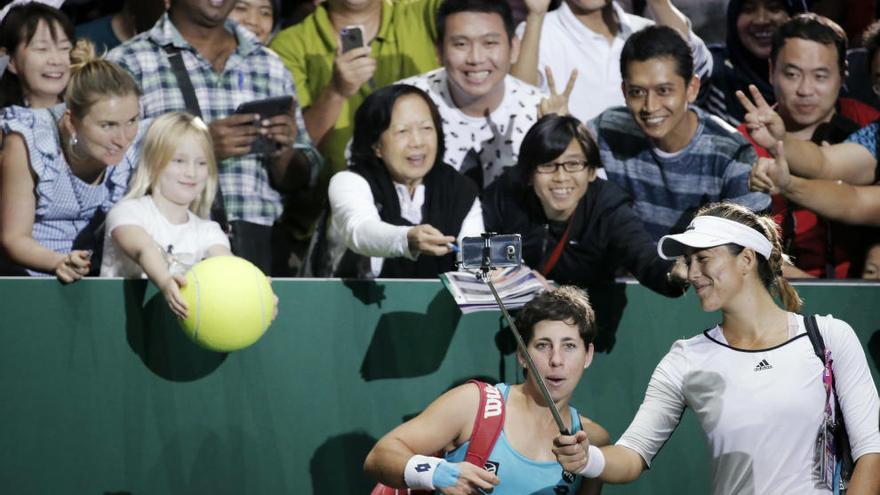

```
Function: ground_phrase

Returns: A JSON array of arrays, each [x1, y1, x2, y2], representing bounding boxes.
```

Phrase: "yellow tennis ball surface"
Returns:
[[178, 256, 274, 352]]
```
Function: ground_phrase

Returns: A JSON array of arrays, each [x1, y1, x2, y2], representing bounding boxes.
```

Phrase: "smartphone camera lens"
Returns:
[[505, 245, 516, 261]]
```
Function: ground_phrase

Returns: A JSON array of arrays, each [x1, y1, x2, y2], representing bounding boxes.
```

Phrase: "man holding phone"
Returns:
[[270, 0, 443, 261], [109, 0, 322, 274]]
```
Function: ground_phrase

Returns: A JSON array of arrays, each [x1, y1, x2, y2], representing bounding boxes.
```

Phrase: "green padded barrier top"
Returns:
[[0, 278, 877, 494]]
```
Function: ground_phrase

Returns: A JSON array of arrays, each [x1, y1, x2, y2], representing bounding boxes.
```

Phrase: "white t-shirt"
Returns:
[[617, 313, 880, 495], [397, 68, 545, 188], [515, 1, 711, 123], [327, 170, 484, 277], [100, 196, 230, 278]]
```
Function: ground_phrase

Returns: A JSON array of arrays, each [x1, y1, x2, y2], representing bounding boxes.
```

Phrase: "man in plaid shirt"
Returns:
[[108, 0, 322, 274]]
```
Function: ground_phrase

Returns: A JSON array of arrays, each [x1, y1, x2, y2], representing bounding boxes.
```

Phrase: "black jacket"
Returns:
[[482, 168, 684, 297]]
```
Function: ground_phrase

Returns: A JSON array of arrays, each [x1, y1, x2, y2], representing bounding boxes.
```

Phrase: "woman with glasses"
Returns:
[[483, 114, 688, 298]]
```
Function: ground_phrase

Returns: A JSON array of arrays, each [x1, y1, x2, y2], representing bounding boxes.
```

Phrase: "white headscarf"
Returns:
[[658, 216, 774, 260]]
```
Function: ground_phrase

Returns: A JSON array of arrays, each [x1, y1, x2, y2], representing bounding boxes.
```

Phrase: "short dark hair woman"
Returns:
[[365, 286, 609, 494], [316, 84, 483, 278], [482, 114, 688, 297]]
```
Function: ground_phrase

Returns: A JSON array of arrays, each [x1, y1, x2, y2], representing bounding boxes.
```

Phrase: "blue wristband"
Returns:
[[432, 460, 461, 489]]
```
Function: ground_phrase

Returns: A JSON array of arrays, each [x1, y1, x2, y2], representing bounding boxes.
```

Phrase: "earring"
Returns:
[[69, 134, 78, 149]]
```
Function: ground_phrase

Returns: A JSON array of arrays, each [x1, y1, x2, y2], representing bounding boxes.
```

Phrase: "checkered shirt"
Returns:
[[108, 14, 322, 226]]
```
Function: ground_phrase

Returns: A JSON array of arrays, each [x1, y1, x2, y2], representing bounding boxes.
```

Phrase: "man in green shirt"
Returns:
[[270, 0, 442, 249]]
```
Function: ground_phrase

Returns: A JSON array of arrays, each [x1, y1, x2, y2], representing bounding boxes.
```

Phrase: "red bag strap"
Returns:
[[463, 380, 506, 467], [370, 484, 406, 495], [370, 381, 505, 494], [540, 217, 574, 276]]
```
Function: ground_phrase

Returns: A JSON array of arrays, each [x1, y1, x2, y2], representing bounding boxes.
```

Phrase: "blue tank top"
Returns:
[[444, 383, 583, 494]]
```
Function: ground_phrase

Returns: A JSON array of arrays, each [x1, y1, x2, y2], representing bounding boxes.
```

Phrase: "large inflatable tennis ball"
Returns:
[[178, 256, 274, 352]]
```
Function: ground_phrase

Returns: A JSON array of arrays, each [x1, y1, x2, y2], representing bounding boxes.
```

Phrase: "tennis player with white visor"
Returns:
[[552, 201, 880, 494]]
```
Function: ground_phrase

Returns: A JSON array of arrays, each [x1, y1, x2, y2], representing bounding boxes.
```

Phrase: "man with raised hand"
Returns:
[[752, 141, 880, 227], [737, 13, 872, 278], [742, 74, 880, 190], [512, 0, 711, 124]]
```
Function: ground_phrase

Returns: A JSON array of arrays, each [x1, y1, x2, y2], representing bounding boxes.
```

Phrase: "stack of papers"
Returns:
[[440, 266, 553, 314]]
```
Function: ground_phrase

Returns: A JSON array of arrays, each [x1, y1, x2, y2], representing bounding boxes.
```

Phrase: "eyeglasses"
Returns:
[[535, 159, 589, 174]]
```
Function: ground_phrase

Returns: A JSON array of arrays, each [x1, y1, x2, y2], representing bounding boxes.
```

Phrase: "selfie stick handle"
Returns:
[[479, 271, 568, 435]]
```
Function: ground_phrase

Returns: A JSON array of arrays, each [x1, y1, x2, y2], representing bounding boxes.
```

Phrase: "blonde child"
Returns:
[[101, 112, 231, 318]]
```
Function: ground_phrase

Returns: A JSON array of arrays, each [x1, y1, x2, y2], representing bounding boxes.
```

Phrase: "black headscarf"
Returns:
[[724, 0, 808, 101], [704, 0, 809, 124]]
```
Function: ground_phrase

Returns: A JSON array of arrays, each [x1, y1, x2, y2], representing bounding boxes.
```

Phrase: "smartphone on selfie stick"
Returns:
[[459, 233, 575, 481]]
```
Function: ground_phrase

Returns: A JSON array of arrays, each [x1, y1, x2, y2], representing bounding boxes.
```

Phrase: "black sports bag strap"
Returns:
[[161, 45, 229, 233], [162, 45, 203, 118], [804, 314, 826, 363]]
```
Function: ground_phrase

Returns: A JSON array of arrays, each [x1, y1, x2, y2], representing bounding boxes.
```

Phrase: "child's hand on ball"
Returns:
[[162, 274, 190, 319], [266, 277, 279, 322]]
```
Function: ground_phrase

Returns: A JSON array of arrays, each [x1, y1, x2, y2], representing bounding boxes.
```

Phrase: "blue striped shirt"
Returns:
[[590, 105, 770, 241]]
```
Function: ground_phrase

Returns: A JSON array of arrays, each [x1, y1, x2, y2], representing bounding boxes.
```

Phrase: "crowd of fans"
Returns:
[[1, 0, 880, 300], [1, 1, 878, 490]]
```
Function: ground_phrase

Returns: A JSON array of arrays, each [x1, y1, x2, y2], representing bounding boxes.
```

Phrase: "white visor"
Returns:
[[657, 216, 773, 260]]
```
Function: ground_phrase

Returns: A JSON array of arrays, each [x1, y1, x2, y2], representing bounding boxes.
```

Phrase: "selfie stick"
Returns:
[[474, 234, 569, 436]]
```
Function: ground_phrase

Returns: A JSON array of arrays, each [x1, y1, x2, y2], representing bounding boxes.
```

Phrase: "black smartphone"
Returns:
[[340, 25, 365, 53], [460, 234, 522, 270], [234, 95, 294, 155]]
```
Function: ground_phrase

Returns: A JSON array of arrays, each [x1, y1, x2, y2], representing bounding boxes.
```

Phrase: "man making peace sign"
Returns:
[[397, 0, 565, 189]]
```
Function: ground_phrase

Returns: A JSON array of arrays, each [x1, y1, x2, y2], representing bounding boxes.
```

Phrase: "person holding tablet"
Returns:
[[108, 0, 322, 275]]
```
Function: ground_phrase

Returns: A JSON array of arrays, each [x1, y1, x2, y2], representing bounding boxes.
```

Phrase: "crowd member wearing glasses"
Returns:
[[483, 115, 688, 348]]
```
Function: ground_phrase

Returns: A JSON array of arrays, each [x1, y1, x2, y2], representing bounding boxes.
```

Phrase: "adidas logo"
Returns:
[[754, 359, 773, 372]]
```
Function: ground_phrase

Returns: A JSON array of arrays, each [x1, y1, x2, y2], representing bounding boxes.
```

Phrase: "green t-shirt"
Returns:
[[271, 0, 442, 175]]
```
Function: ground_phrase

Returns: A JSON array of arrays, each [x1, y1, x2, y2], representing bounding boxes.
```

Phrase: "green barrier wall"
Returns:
[[0, 279, 878, 494]]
